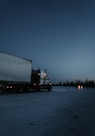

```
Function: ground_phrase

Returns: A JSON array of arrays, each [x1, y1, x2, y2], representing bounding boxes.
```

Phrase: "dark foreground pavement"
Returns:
[[0, 86, 95, 136]]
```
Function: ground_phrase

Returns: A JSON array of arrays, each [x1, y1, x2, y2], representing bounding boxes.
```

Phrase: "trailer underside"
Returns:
[[0, 81, 52, 93]]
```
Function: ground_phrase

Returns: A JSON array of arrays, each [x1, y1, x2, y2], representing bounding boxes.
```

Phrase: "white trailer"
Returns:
[[0, 52, 32, 82]]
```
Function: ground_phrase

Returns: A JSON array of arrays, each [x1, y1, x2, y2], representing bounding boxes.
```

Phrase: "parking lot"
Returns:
[[0, 86, 95, 136]]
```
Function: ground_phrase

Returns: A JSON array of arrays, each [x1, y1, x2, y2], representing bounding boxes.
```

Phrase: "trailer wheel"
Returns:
[[19, 87, 24, 93], [36, 88, 40, 92], [26, 88, 31, 93]]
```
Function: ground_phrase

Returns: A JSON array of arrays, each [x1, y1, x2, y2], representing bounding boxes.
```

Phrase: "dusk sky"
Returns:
[[0, 0, 95, 83]]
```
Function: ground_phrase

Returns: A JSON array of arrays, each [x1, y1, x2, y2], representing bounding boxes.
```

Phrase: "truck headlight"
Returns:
[[34, 83, 36, 86], [49, 83, 52, 85]]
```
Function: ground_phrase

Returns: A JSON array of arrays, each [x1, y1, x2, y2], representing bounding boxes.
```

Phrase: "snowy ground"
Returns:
[[0, 86, 95, 136]]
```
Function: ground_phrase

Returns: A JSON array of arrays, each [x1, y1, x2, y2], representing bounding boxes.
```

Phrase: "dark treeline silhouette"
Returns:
[[53, 79, 95, 87]]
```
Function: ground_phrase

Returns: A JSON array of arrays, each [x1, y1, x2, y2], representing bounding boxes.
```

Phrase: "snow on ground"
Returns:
[[0, 86, 95, 136]]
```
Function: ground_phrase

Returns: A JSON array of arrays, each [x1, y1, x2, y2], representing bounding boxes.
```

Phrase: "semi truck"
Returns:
[[0, 52, 52, 92]]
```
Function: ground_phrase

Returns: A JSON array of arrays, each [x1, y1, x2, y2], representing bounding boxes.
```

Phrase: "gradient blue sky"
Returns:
[[0, 0, 95, 83]]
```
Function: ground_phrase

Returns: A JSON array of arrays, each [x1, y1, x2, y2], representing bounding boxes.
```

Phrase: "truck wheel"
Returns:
[[48, 88, 51, 91]]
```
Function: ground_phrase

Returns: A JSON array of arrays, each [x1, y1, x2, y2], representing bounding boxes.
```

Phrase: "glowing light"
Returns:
[[44, 73, 46, 78], [10, 86, 12, 88], [7, 86, 9, 88], [49, 83, 52, 85], [78, 85, 83, 90], [81, 86, 83, 89]]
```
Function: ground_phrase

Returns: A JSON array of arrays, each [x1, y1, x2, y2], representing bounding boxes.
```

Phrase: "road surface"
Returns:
[[0, 86, 95, 136]]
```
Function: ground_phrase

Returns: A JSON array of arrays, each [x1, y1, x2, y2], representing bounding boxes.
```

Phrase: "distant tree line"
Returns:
[[53, 79, 95, 87]]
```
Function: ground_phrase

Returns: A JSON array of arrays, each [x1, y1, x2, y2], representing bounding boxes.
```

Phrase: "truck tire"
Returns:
[[48, 87, 51, 91]]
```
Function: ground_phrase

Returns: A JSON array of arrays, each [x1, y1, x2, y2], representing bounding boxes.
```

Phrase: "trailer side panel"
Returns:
[[0, 52, 32, 82]]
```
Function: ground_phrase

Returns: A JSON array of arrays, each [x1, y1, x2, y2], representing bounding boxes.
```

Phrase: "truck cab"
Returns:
[[32, 69, 52, 91]]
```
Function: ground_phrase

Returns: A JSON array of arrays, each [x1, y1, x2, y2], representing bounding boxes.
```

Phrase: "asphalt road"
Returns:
[[0, 86, 95, 136]]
